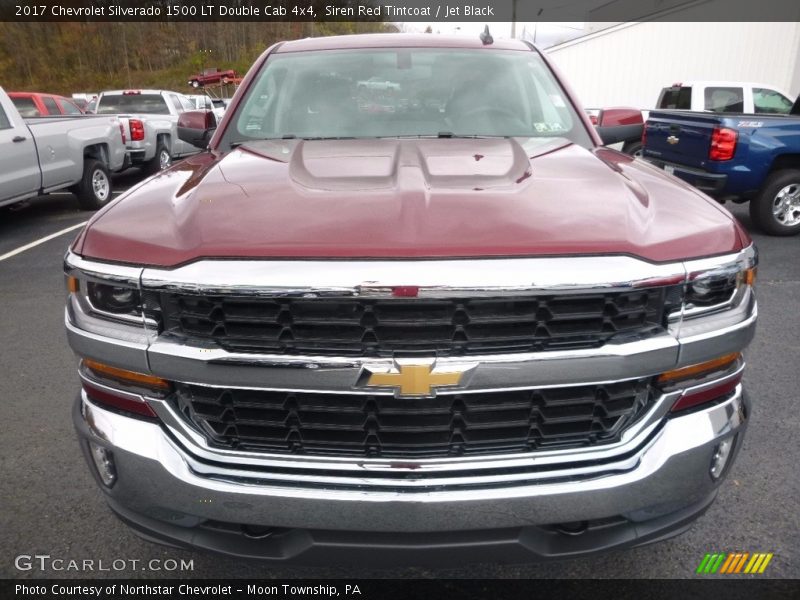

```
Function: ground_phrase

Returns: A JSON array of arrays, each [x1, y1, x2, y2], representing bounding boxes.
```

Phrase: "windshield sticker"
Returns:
[[533, 122, 566, 133]]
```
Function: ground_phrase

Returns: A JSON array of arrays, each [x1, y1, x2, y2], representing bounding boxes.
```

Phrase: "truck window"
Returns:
[[704, 87, 744, 113], [169, 94, 184, 114], [11, 97, 40, 117], [657, 86, 691, 109], [59, 98, 82, 115], [230, 48, 591, 147], [42, 96, 60, 115], [753, 88, 794, 114], [97, 94, 170, 115], [0, 104, 10, 129], [179, 95, 196, 112]]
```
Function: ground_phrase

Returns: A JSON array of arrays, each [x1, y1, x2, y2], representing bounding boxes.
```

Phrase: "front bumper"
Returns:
[[74, 386, 748, 564]]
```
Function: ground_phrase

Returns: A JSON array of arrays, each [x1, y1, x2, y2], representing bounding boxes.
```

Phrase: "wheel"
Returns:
[[622, 141, 644, 158], [72, 159, 112, 210], [191, 80, 200, 89], [221, 76, 230, 85], [144, 141, 172, 176], [749, 169, 800, 236]]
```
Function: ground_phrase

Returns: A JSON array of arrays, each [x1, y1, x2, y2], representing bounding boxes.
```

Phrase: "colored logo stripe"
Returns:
[[697, 552, 774, 574]]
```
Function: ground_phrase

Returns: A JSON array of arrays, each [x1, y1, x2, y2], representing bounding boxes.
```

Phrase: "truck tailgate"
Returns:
[[643, 111, 723, 169]]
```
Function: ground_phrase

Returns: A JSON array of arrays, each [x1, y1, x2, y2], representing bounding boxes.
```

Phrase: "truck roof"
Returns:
[[275, 33, 532, 53], [667, 80, 789, 92], [100, 89, 181, 96]]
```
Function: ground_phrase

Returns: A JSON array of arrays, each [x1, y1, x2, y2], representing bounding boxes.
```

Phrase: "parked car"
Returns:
[[94, 89, 202, 174], [66, 34, 757, 564], [644, 95, 800, 235], [586, 107, 645, 156], [656, 81, 794, 114], [185, 94, 213, 111], [71, 93, 98, 112], [188, 68, 237, 88], [0, 86, 126, 210], [184, 94, 228, 123], [210, 98, 229, 122], [9, 91, 85, 116]]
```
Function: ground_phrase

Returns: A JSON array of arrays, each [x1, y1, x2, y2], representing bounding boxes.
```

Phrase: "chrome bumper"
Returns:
[[75, 386, 747, 534]]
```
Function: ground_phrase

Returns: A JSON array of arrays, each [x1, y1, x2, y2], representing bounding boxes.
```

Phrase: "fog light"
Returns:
[[710, 436, 735, 480], [89, 442, 117, 487]]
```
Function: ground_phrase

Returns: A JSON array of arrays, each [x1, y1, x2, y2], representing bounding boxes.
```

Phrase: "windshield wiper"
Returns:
[[436, 132, 511, 139], [230, 135, 365, 147], [229, 135, 297, 148]]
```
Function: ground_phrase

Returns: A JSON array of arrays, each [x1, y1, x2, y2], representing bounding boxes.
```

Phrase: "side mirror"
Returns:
[[177, 110, 216, 148], [595, 107, 644, 145]]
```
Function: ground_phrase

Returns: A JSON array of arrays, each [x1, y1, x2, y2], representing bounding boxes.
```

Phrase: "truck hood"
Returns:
[[76, 137, 746, 267]]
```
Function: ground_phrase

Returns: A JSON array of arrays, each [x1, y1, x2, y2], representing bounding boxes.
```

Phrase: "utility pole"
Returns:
[[121, 25, 131, 89], [511, 0, 517, 38]]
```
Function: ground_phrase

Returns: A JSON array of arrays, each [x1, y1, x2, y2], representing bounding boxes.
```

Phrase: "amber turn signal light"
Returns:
[[67, 276, 80, 293], [657, 352, 741, 385], [83, 359, 170, 390]]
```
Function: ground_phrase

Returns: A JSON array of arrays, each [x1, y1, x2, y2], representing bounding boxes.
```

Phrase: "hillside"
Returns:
[[0, 21, 393, 96]]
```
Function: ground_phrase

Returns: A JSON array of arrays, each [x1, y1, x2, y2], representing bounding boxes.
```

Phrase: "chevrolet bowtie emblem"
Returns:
[[363, 361, 475, 397], [667, 135, 680, 145]]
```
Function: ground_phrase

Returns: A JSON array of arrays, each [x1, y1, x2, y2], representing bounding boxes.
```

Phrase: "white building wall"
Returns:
[[546, 21, 800, 110]]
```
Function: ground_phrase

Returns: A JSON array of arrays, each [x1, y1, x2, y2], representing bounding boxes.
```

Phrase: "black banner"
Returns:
[[1, 0, 800, 22], [4, 579, 800, 600]]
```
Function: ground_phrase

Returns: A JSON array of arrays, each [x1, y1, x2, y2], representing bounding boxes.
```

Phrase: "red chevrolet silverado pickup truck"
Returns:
[[65, 34, 757, 565], [187, 67, 237, 88]]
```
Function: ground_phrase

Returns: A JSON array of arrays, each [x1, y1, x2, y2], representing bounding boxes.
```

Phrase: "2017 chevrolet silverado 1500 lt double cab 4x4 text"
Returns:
[[644, 95, 800, 235], [0, 86, 126, 210], [66, 35, 757, 565], [95, 90, 202, 174]]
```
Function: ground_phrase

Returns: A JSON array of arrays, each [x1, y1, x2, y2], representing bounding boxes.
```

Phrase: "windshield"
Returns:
[[96, 94, 170, 114], [228, 48, 591, 146]]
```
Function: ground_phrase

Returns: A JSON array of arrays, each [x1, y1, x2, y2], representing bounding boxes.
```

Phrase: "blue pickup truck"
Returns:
[[643, 96, 800, 235]]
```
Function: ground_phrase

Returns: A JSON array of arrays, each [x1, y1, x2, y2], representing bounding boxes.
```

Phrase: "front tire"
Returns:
[[72, 159, 112, 210], [144, 142, 172, 176], [191, 80, 200, 89], [750, 169, 800, 236]]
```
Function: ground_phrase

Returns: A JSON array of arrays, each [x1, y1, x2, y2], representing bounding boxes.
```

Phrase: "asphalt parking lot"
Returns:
[[0, 172, 798, 580]]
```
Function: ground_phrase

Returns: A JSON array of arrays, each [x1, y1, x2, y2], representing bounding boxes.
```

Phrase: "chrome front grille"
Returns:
[[154, 289, 669, 357], [174, 379, 654, 459]]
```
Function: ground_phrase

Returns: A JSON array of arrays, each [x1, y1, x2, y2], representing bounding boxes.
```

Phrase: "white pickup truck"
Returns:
[[95, 90, 202, 174], [656, 81, 794, 114], [0, 86, 126, 210]]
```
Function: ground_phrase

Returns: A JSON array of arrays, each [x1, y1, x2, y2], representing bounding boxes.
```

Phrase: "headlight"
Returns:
[[86, 281, 141, 315], [65, 256, 145, 327], [684, 248, 757, 318], [686, 266, 756, 309]]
